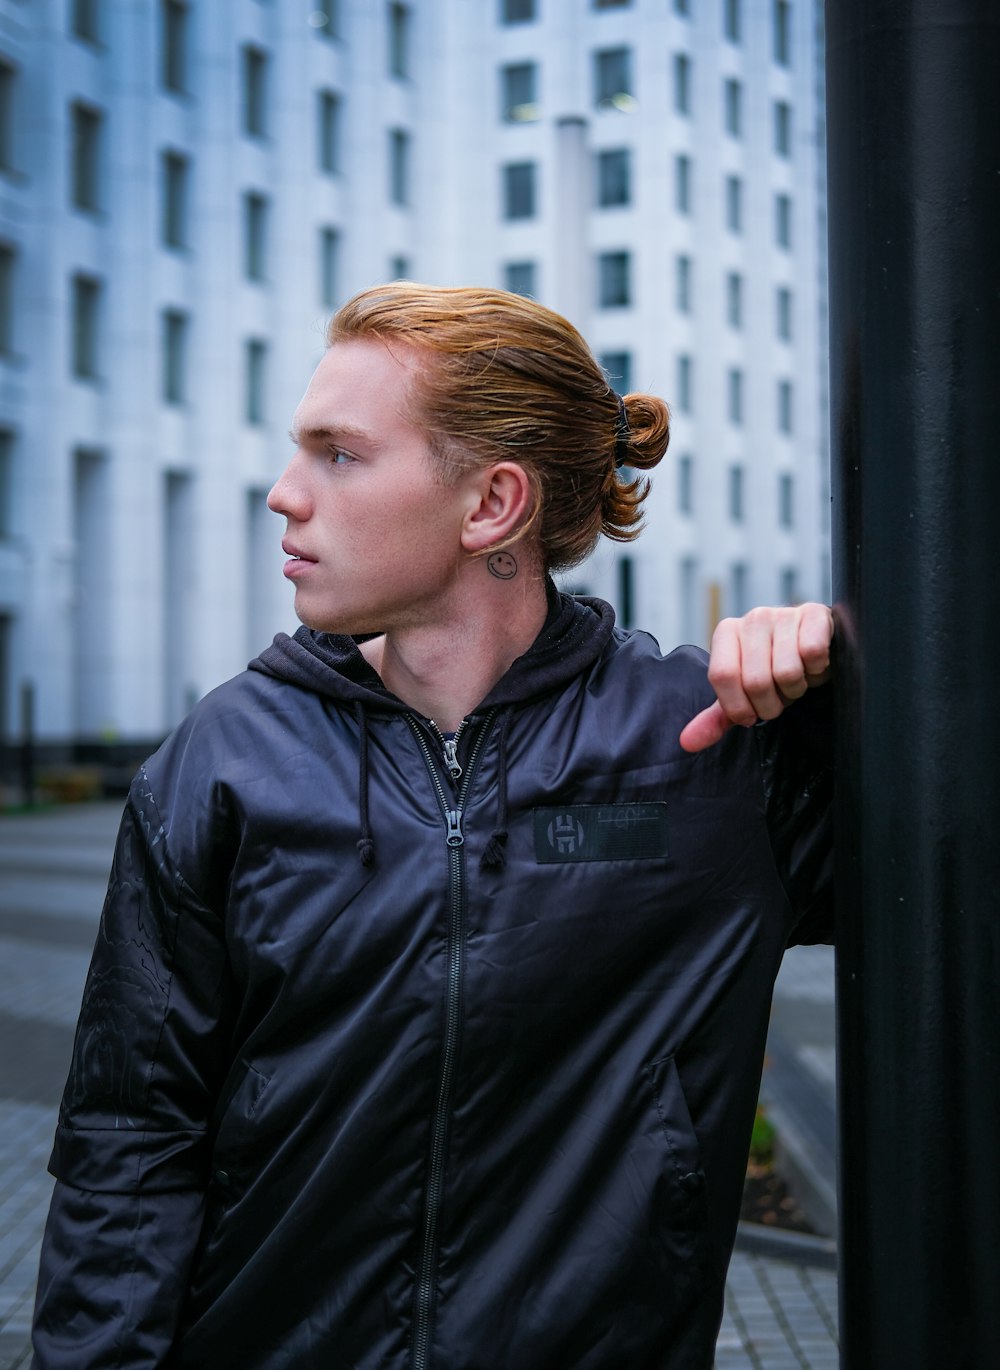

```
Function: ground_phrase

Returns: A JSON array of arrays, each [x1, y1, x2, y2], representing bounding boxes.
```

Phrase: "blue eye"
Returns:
[[329, 449, 354, 466]]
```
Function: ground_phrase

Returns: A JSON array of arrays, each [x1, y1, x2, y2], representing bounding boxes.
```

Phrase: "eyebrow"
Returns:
[[289, 424, 382, 450]]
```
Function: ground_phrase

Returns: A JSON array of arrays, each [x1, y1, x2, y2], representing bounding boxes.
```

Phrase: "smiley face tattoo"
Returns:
[[487, 551, 518, 580]]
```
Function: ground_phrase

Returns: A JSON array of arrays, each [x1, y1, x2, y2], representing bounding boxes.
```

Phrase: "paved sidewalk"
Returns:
[[0, 803, 839, 1369]]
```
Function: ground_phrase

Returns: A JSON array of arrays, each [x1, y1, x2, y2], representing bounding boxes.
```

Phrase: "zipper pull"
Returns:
[[442, 738, 463, 780], [445, 809, 464, 847]]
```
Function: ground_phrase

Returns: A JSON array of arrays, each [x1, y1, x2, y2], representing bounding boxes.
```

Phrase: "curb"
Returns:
[[734, 1220, 838, 1271]]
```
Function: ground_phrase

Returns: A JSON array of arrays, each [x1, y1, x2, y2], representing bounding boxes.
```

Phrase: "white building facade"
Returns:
[[0, 0, 828, 766]]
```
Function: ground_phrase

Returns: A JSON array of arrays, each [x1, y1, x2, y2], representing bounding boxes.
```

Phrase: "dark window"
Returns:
[[780, 566, 798, 604], [594, 0, 631, 9], [388, 3, 410, 80], [162, 309, 188, 404], [500, 0, 535, 21], [318, 91, 341, 174], [242, 46, 268, 138], [502, 161, 535, 219], [71, 274, 102, 379], [71, 0, 101, 44], [675, 254, 692, 314], [0, 61, 16, 171], [162, 0, 189, 93], [245, 339, 267, 424], [0, 429, 13, 538], [501, 63, 538, 122], [678, 453, 693, 512], [598, 250, 631, 307], [677, 354, 692, 412], [730, 562, 749, 616], [161, 151, 189, 249], [674, 0, 691, 14], [776, 192, 792, 248], [673, 53, 691, 115], [389, 129, 410, 205], [725, 174, 742, 232], [244, 192, 268, 281], [618, 554, 635, 629], [596, 148, 630, 206], [600, 350, 632, 395], [594, 48, 632, 108], [728, 464, 744, 522], [0, 243, 16, 354], [776, 285, 793, 340], [71, 102, 103, 212], [727, 367, 743, 424], [774, 100, 791, 156], [726, 271, 742, 328], [778, 472, 794, 527], [774, 0, 790, 65], [675, 153, 692, 213], [320, 226, 339, 307], [724, 78, 742, 136], [778, 379, 793, 432], [310, 0, 340, 38], [724, 0, 741, 42], [389, 254, 410, 280], [504, 261, 536, 297]]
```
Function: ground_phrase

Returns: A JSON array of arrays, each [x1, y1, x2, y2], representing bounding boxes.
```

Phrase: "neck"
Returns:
[[359, 569, 550, 730]]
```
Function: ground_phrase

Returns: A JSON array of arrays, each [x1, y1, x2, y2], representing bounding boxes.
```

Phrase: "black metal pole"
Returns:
[[827, 3, 1000, 1365]]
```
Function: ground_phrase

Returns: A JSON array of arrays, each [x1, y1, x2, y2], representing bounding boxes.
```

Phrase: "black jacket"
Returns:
[[32, 592, 832, 1370]]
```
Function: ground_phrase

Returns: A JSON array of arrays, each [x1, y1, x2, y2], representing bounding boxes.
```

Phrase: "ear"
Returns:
[[460, 462, 534, 554]]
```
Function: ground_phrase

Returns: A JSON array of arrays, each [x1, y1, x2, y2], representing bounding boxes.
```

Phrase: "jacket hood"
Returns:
[[248, 581, 617, 718]]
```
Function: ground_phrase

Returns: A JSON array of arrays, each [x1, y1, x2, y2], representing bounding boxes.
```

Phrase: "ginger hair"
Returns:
[[327, 282, 670, 572]]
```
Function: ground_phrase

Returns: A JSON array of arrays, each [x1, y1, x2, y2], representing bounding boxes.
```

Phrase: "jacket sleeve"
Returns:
[[757, 683, 835, 946], [32, 765, 237, 1368]]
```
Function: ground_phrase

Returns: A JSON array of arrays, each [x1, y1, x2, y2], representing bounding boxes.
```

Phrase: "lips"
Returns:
[[282, 541, 317, 563]]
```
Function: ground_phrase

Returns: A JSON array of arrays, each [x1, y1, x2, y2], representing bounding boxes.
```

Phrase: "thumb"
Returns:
[[679, 701, 735, 754]]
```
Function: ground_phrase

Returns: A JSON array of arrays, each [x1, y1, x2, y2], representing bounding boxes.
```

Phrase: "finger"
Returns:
[[679, 701, 734, 754], [732, 609, 785, 721], [798, 603, 834, 682], [771, 611, 809, 703], [706, 619, 758, 728]]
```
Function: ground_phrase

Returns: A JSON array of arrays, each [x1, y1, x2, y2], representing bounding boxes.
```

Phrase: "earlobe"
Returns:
[[460, 462, 533, 554]]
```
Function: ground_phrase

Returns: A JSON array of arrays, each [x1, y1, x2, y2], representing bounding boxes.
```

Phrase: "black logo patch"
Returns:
[[533, 803, 669, 863]]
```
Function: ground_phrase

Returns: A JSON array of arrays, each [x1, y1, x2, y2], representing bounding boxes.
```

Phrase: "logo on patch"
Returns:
[[546, 813, 586, 855], [534, 803, 669, 863]]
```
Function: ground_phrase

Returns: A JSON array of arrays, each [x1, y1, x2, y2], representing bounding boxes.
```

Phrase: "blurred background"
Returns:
[[0, 0, 831, 794]]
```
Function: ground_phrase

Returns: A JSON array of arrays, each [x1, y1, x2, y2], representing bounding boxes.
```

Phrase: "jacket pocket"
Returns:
[[644, 1054, 707, 1229], [209, 1059, 273, 1193]]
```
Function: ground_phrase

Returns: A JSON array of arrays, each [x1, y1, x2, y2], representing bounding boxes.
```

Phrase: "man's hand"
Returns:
[[679, 603, 834, 754]]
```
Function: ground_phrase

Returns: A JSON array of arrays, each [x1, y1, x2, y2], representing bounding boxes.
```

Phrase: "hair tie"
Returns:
[[614, 394, 631, 469]]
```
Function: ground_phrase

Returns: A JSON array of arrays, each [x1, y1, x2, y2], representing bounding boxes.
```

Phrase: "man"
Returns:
[[32, 284, 833, 1369]]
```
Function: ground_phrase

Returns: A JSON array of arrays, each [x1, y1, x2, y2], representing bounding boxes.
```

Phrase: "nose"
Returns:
[[267, 452, 310, 519]]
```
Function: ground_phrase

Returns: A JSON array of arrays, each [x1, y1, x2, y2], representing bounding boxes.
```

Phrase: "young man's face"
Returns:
[[268, 337, 476, 637]]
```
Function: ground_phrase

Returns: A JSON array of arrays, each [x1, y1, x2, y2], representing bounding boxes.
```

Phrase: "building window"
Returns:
[[0, 62, 16, 172], [774, 100, 792, 156], [162, 1, 189, 93], [678, 453, 693, 513], [245, 339, 267, 425], [71, 0, 101, 44], [309, 0, 340, 37], [501, 62, 538, 122], [675, 153, 692, 213], [504, 261, 536, 297], [71, 273, 102, 380], [600, 351, 632, 396], [728, 464, 744, 522], [388, 3, 410, 80], [618, 554, 635, 628], [727, 367, 743, 424], [501, 0, 535, 21], [774, 0, 791, 66], [502, 161, 536, 219], [776, 285, 793, 340], [778, 472, 794, 527], [162, 309, 188, 405], [780, 566, 798, 604], [318, 91, 341, 174], [724, 77, 742, 136], [242, 46, 268, 138], [594, 47, 633, 109], [0, 244, 15, 354], [594, 0, 631, 8], [161, 151, 189, 249], [730, 562, 749, 616], [724, 0, 741, 42], [598, 250, 631, 307], [320, 226, 339, 307], [389, 128, 411, 206], [0, 429, 13, 539], [675, 254, 692, 314], [776, 192, 792, 248], [726, 271, 742, 328], [673, 53, 692, 115], [596, 148, 630, 207], [725, 174, 742, 232], [677, 354, 692, 412], [244, 192, 268, 281], [778, 379, 793, 433], [71, 102, 103, 212], [389, 254, 410, 280]]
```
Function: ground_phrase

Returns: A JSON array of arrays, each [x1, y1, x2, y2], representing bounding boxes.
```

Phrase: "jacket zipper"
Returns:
[[405, 709, 497, 1370]]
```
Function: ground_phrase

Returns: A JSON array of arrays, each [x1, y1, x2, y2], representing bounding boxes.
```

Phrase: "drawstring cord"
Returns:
[[355, 702, 375, 867], [480, 709, 512, 872]]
